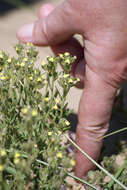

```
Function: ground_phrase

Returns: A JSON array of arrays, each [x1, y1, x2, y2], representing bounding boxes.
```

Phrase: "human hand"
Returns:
[[17, 1, 127, 178]]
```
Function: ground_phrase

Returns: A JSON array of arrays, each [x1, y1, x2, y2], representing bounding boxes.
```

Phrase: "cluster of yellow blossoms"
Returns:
[[0, 149, 6, 171], [0, 149, 6, 156], [0, 51, 3, 59], [14, 152, 20, 164], [0, 150, 27, 172], [21, 107, 38, 117]]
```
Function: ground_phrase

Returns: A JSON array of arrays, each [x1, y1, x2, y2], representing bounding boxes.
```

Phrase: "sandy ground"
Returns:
[[0, 0, 82, 113]]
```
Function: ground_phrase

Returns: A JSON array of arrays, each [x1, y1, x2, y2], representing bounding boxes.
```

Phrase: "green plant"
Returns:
[[0, 43, 79, 190], [0, 43, 127, 190]]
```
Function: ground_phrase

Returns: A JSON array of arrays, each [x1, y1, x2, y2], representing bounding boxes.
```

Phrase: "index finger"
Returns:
[[75, 66, 117, 177]]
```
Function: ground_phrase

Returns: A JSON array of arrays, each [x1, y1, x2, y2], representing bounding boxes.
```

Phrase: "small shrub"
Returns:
[[0, 43, 79, 190]]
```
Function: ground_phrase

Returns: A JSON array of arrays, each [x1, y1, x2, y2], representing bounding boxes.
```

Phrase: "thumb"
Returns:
[[75, 66, 117, 178], [17, 1, 78, 46]]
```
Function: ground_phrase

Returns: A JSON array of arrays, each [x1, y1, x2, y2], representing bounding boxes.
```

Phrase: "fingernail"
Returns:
[[17, 23, 34, 43]]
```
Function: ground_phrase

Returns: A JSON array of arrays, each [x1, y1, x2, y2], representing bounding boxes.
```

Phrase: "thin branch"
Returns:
[[97, 127, 127, 141], [65, 134, 127, 190]]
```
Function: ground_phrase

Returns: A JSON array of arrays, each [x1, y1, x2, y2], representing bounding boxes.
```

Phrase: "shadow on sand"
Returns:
[[68, 112, 127, 158], [0, 0, 41, 15]]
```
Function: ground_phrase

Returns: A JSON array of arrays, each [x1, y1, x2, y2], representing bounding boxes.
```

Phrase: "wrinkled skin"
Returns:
[[17, 0, 127, 178]]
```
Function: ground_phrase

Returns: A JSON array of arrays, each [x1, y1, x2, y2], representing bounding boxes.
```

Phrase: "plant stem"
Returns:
[[97, 127, 127, 141], [67, 172, 99, 190], [65, 134, 127, 190], [45, 75, 49, 95], [6, 149, 98, 189], [50, 77, 55, 97], [36, 160, 99, 189], [107, 160, 127, 189]]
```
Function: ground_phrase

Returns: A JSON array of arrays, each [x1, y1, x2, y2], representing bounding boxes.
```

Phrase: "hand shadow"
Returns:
[[68, 112, 127, 159], [0, 0, 41, 16]]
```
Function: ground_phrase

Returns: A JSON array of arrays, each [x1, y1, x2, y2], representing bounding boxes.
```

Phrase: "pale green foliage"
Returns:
[[86, 142, 127, 190], [0, 44, 78, 190]]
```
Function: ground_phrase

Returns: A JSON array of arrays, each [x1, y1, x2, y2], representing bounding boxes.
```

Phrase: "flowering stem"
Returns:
[[67, 173, 99, 190], [60, 96, 66, 118], [6, 149, 98, 189], [45, 75, 49, 94], [35, 160, 98, 189], [50, 77, 54, 97]]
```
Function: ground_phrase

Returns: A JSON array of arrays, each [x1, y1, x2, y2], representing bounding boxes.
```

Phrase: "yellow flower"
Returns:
[[6, 76, 9, 80], [21, 108, 28, 114], [29, 76, 33, 80], [0, 76, 6, 80], [44, 97, 49, 102], [49, 57, 54, 62], [63, 74, 69, 78], [77, 78, 80, 82], [68, 78, 73, 83], [32, 109, 38, 117], [48, 132, 52, 136], [0, 165, 4, 172], [0, 149, 6, 156], [41, 61, 46, 66], [34, 144, 38, 148], [16, 47, 19, 51], [59, 54, 64, 58], [7, 58, 11, 63], [41, 74, 46, 79], [37, 77, 42, 82], [65, 58, 70, 64], [23, 57, 28, 62], [20, 62, 25, 67], [70, 160, 75, 166], [15, 152, 20, 158], [0, 54, 3, 59], [26, 42, 33, 46], [55, 99, 59, 104], [27, 49, 30, 53], [34, 69, 37, 74], [65, 120, 70, 126], [14, 158, 19, 164], [53, 105, 58, 110], [35, 89, 40, 92], [57, 152, 62, 158], [64, 52, 70, 56]]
